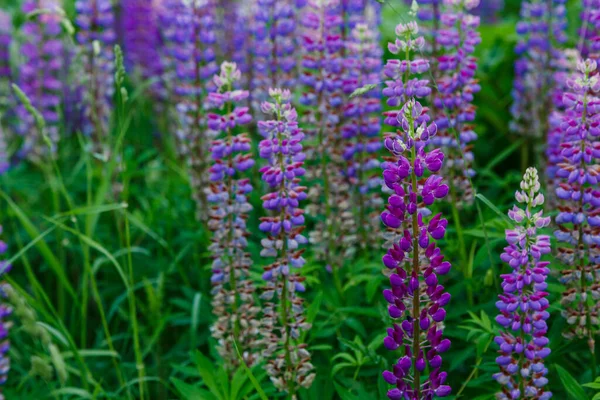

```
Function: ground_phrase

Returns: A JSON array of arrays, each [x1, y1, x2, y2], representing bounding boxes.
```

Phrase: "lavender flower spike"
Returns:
[[207, 62, 259, 368], [494, 167, 552, 400], [75, 0, 116, 154], [380, 21, 452, 400], [555, 59, 600, 348], [258, 88, 315, 395]]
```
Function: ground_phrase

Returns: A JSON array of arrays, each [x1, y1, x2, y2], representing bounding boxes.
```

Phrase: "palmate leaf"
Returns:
[[171, 378, 216, 400]]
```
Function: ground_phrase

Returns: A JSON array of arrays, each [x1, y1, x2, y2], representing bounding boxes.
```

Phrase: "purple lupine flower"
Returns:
[[579, 1, 600, 58], [380, 21, 452, 400], [252, 0, 297, 110], [341, 22, 383, 249], [493, 168, 552, 400], [0, 11, 11, 175], [257, 88, 315, 395], [206, 62, 258, 368], [473, 0, 504, 22], [301, 0, 353, 272], [75, 0, 115, 154], [18, 0, 64, 158], [167, 0, 218, 221], [430, 0, 481, 209], [555, 59, 600, 346], [122, 0, 165, 98], [510, 0, 567, 139], [0, 226, 11, 395]]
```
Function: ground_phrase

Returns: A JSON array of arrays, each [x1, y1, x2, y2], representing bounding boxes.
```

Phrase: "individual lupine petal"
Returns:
[[380, 19, 452, 399], [495, 168, 552, 399], [258, 89, 314, 395], [75, 0, 115, 155], [207, 62, 258, 369], [17, 0, 64, 159]]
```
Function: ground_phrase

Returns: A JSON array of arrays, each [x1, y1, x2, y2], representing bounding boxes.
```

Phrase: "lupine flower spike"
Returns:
[[207, 62, 258, 367], [258, 88, 315, 396], [555, 59, 600, 353], [75, 0, 115, 155], [432, 0, 481, 209], [342, 22, 383, 249], [380, 21, 452, 400], [0, 226, 12, 398], [494, 167, 552, 400], [18, 0, 64, 159], [0, 11, 11, 175]]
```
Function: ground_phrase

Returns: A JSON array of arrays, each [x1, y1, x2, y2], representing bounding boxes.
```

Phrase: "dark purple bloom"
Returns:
[[380, 21, 452, 400], [494, 168, 552, 400], [257, 88, 314, 395], [473, 0, 504, 22], [206, 62, 258, 368]]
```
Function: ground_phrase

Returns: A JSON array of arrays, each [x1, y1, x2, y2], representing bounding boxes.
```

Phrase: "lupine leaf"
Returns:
[[556, 364, 588, 400]]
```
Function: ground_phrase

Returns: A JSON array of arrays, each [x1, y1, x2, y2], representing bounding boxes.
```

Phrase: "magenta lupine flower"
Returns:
[[75, 0, 115, 153], [555, 59, 600, 346], [0, 226, 11, 395], [257, 88, 315, 395], [252, 0, 297, 110], [206, 62, 258, 367], [380, 21, 452, 400], [430, 0, 481, 208], [342, 23, 383, 248], [510, 0, 567, 139], [493, 168, 552, 400], [122, 0, 165, 98], [18, 0, 64, 158]]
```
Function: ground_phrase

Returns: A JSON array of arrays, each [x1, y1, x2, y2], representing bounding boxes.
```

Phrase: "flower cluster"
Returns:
[[75, 0, 115, 154], [207, 62, 258, 367], [510, 0, 567, 139], [122, 0, 165, 99], [342, 22, 383, 249], [252, 0, 297, 109], [380, 21, 452, 400], [580, 1, 600, 58], [494, 168, 552, 400], [431, 0, 481, 209], [0, 226, 10, 398], [18, 0, 64, 158], [257, 88, 315, 396], [555, 59, 600, 345], [474, 0, 504, 22], [0, 11, 11, 176]]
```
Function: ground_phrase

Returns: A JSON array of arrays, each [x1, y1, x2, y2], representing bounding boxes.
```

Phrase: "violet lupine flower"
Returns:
[[257, 88, 315, 395], [252, 0, 297, 110], [580, 1, 600, 59], [301, 0, 353, 271], [18, 0, 64, 158], [122, 0, 165, 98], [170, 0, 218, 221], [0, 226, 11, 395], [430, 0, 481, 209], [510, 0, 567, 139], [555, 59, 600, 345], [493, 168, 552, 400], [206, 62, 258, 368], [473, 0, 504, 22], [75, 0, 115, 154], [0, 11, 11, 175], [341, 23, 383, 249], [380, 21, 452, 400]]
